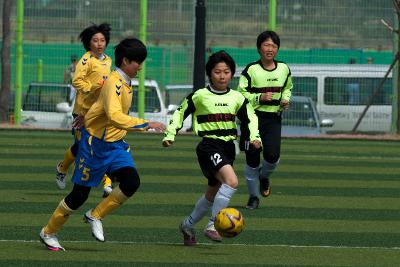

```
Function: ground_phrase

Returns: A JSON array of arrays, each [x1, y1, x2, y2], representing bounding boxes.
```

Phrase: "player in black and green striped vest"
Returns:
[[163, 51, 261, 246], [239, 31, 293, 209]]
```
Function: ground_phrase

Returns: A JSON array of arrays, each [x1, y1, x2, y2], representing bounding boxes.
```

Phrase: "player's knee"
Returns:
[[114, 167, 140, 197], [264, 153, 280, 164], [64, 184, 91, 210], [225, 177, 238, 189], [245, 151, 260, 168]]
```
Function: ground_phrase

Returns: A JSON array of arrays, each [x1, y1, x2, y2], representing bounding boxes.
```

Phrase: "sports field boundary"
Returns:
[[1, 124, 400, 140], [1, 239, 399, 251]]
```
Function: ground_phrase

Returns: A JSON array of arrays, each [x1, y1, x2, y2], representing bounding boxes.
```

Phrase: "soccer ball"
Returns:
[[214, 207, 244, 238]]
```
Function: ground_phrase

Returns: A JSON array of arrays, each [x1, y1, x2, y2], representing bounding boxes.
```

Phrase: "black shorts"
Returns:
[[196, 138, 236, 186]]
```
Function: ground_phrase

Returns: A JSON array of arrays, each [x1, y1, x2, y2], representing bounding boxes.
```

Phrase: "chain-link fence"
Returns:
[[0, 0, 396, 133]]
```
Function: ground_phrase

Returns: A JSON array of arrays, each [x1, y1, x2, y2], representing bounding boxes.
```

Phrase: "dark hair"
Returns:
[[256, 30, 280, 49], [205, 50, 236, 79], [114, 38, 147, 67], [79, 23, 111, 51]]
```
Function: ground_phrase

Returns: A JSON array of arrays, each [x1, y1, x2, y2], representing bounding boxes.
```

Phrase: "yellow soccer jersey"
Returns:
[[72, 51, 112, 116], [84, 70, 149, 142]]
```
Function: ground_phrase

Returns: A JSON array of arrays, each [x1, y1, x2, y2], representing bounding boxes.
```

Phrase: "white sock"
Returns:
[[210, 183, 236, 221], [183, 195, 212, 227], [260, 159, 279, 180], [245, 164, 260, 197]]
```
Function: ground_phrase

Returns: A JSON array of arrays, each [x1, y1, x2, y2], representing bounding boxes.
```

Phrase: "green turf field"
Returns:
[[0, 129, 399, 266]]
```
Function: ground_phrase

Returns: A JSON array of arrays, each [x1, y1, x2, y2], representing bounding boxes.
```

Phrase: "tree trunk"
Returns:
[[0, 0, 12, 123]]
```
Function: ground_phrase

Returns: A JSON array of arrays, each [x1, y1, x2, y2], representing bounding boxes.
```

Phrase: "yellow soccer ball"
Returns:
[[214, 207, 245, 238]]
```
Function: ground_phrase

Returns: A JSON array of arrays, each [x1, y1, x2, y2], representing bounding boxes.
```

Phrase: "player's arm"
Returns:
[[162, 93, 195, 146], [281, 69, 293, 110], [238, 74, 261, 106], [72, 55, 93, 94], [103, 82, 150, 131], [236, 98, 261, 149]]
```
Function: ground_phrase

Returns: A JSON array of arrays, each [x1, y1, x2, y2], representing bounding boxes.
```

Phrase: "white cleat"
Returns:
[[55, 162, 67, 189], [84, 209, 105, 242], [39, 228, 65, 251], [203, 223, 222, 242]]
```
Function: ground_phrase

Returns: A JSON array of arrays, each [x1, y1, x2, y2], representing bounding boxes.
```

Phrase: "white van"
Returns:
[[234, 64, 392, 133], [21, 80, 176, 130]]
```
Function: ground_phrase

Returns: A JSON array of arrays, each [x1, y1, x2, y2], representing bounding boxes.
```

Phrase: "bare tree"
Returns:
[[352, 0, 400, 133], [0, 0, 12, 123]]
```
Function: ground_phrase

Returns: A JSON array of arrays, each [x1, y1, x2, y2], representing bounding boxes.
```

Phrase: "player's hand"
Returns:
[[250, 140, 261, 149], [162, 140, 173, 147], [148, 122, 166, 133], [72, 115, 84, 130], [280, 100, 289, 110], [98, 79, 105, 88], [260, 92, 273, 102]]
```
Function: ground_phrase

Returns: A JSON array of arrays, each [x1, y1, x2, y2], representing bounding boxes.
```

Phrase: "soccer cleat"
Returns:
[[102, 185, 113, 198], [55, 162, 67, 190], [259, 178, 271, 198], [84, 209, 105, 242], [204, 223, 222, 242], [179, 222, 197, 246], [246, 195, 260, 209], [39, 228, 65, 251]]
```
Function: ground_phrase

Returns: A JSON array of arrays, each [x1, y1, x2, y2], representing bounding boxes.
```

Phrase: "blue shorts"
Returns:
[[71, 128, 136, 187]]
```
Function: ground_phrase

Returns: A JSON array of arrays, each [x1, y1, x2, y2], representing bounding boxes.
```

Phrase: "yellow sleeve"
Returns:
[[103, 82, 149, 130], [72, 54, 92, 94]]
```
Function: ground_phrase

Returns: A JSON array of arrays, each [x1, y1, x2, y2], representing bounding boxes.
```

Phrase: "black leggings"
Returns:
[[245, 112, 281, 168], [64, 167, 140, 210], [70, 142, 79, 157]]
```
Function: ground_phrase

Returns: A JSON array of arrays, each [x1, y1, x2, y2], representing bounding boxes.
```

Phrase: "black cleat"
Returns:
[[246, 196, 260, 209], [260, 178, 271, 198]]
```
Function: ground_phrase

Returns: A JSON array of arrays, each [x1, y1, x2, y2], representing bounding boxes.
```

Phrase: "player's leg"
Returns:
[[85, 167, 139, 242], [40, 184, 91, 251], [180, 193, 212, 246], [68, 127, 112, 242], [83, 139, 138, 242], [244, 148, 261, 209], [204, 164, 237, 242], [56, 130, 81, 189], [91, 167, 139, 219], [179, 139, 215, 245], [259, 114, 282, 197], [201, 140, 237, 241]]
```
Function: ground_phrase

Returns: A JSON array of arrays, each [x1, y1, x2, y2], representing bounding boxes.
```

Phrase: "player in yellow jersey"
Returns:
[[55, 23, 114, 197], [40, 37, 166, 251]]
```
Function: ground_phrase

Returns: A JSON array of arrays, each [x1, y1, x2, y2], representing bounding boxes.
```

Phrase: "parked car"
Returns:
[[282, 96, 334, 136], [21, 82, 74, 129], [20, 80, 187, 131]]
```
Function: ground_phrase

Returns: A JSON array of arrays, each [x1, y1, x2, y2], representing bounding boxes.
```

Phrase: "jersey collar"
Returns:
[[116, 67, 132, 86], [207, 84, 230, 95]]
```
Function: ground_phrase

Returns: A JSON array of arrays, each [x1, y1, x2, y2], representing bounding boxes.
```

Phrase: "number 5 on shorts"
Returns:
[[81, 167, 91, 181]]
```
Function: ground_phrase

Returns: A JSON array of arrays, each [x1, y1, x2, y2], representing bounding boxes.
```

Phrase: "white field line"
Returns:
[[287, 154, 400, 161], [0, 239, 399, 251]]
